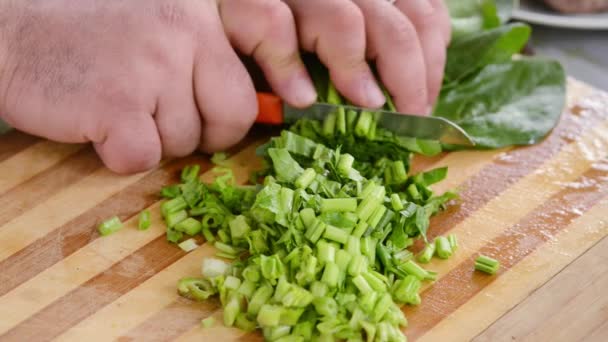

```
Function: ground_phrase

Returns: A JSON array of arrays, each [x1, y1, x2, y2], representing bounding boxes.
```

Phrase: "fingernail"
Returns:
[[365, 80, 386, 108], [291, 74, 317, 107]]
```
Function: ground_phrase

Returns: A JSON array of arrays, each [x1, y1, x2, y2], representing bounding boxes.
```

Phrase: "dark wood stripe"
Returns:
[[0, 133, 258, 297], [0, 147, 102, 227], [0, 236, 186, 342], [404, 165, 608, 340], [119, 102, 608, 339], [0, 131, 40, 163], [413, 102, 607, 252], [120, 298, 220, 342]]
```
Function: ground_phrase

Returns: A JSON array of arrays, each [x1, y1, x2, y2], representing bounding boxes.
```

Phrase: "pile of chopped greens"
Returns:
[[162, 128, 458, 341], [148, 1, 561, 340]]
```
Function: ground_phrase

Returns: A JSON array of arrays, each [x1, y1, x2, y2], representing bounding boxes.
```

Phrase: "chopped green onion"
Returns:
[[352, 275, 372, 293], [317, 240, 336, 264], [201, 225, 215, 242], [348, 254, 368, 276], [177, 277, 215, 301], [161, 196, 187, 217], [181, 164, 201, 183], [235, 313, 256, 332], [390, 194, 404, 211], [321, 198, 358, 213], [418, 243, 436, 264], [435, 236, 452, 259], [160, 185, 181, 199], [280, 308, 305, 326], [165, 209, 188, 228], [98, 216, 123, 236], [323, 225, 349, 244], [178, 238, 198, 252], [475, 255, 500, 275], [401, 260, 433, 281], [448, 234, 458, 251], [228, 215, 250, 240], [310, 281, 329, 298], [214, 241, 241, 255], [175, 217, 202, 235], [138, 210, 152, 230], [257, 304, 282, 327], [305, 220, 326, 243], [295, 168, 317, 189], [248, 285, 273, 316], [223, 296, 241, 326], [312, 297, 338, 317], [201, 316, 215, 328], [321, 262, 340, 288]]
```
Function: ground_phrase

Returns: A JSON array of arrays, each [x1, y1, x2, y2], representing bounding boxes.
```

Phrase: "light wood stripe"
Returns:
[[57, 109, 608, 341], [0, 131, 39, 163], [0, 156, 208, 297], [0, 143, 263, 340], [0, 133, 259, 297], [475, 235, 608, 342], [0, 147, 102, 228], [421, 198, 608, 342], [0, 141, 83, 195]]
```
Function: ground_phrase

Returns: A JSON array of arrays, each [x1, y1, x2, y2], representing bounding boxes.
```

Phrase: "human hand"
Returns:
[[0, 0, 317, 173]]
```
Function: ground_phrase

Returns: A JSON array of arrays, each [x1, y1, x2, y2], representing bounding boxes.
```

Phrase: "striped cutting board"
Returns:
[[0, 78, 606, 342]]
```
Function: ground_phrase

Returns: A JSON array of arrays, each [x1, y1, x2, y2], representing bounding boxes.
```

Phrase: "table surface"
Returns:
[[0, 78, 606, 341]]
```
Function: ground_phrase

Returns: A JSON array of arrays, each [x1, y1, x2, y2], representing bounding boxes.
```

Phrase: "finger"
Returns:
[[219, 0, 316, 108], [395, 0, 447, 105], [93, 112, 162, 174], [428, 0, 452, 45], [155, 77, 202, 158], [353, 0, 428, 114], [284, 0, 385, 108], [193, 5, 257, 153]]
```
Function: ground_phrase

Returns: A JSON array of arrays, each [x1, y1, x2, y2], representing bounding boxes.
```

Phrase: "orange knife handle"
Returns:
[[256, 92, 284, 125]]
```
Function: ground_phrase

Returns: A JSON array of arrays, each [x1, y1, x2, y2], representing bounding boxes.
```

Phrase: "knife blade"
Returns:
[[255, 92, 475, 146]]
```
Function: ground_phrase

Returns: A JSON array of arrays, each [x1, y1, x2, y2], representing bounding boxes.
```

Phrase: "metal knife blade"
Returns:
[[282, 102, 475, 146]]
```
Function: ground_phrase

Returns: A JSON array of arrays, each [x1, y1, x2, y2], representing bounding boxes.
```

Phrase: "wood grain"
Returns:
[[0, 79, 606, 341]]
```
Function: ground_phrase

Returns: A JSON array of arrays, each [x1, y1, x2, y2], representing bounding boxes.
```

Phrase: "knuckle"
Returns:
[[259, 0, 293, 29], [384, 16, 418, 48], [332, 1, 365, 31]]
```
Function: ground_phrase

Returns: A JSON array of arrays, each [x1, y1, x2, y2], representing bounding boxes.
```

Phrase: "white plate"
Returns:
[[512, 0, 608, 30]]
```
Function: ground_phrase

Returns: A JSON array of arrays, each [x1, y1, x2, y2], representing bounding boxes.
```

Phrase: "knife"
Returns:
[[254, 92, 475, 147]]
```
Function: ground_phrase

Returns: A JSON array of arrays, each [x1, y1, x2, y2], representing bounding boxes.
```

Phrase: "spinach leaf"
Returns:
[[444, 23, 531, 85], [434, 58, 566, 148], [446, 0, 516, 39]]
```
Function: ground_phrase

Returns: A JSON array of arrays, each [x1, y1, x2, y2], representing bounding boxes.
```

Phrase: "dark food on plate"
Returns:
[[541, 0, 608, 13]]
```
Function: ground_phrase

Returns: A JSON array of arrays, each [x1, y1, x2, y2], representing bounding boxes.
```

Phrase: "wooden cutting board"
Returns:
[[0, 78, 606, 342]]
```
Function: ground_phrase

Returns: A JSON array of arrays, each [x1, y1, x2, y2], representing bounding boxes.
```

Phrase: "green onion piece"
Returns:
[[237, 280, 257, 298], [407, 184, 421, 201], [215, 252, 237, 259], [299, 208, 316, 229], [391, 161, 408, 184], [293, 321, 314, 340], [323, 225, 349, 244], [280, 308, 305, 326], [360, 292, 378, 314], [323, 113, 337, 137], [401, 260, 432, 281], [352, 275, 372, 293], [98, 216, 123, 236], [178, 238, 198, 252], [317, 240, 336, 264], [201, 316, 215, 328], [362, 272, 387, 292], [201, 226, 215, 242], [282, 286, 313, 308], [201, 258, 229, 278], [356, 196, 379, 222], [417, 243, 436, 264], [305, 220, 326, 244], [367, 205, 387, 229], [372, 293, 393, 322], [165, 209, 188, 228], [177, 277, 215, 301], [235, 313, 256, 332], [242, 265, 261, 283], [308, 282, 327, 299], [348, 254, 368, 277], [361, 237, 377, 266], [248, 285, 274, 316], [181, 164, 201, 183], [228, 215, 250, 240], [138, 210, 152, 230], [321, 262, 340, 288], [257, 304, 282, 327], [355, 111, 373, 137], [337, 154, 355, 176], [345, 236, 361, 256], [393, 275, 421, 305], [217, 229, 230, 244], [224, 275, 242, 291], [265, 325, 291, 341], [321, 198, 358, 213], [312, 297, 338, 317], [435, 236, 452, 259], [351, 221, 369, 238], [335, 250, 352, 272], [361, 321, 376, 342], [175, 217, 202, 235], [160, 185, 181, 199], [296, 168, 317, 189], [161, 196, 187, 218], [394, 249, 414, 263], [214, 241, 241, 255], [390, 194, 404, 211], [224, 296, 241, 326], [166, 228, 183, 243], [448, 234, 458, 251], [475, 255, 500, 275]]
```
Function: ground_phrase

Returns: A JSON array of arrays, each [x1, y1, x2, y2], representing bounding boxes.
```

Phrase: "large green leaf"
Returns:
[[444, 23, 531, 85], [434, 58, 566, 148]]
